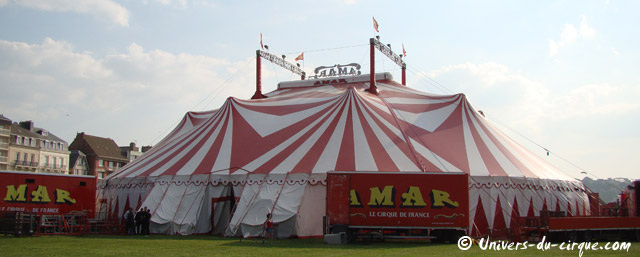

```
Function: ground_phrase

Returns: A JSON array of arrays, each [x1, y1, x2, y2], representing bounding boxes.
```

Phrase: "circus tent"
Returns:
[[98, 73, 589, 237]]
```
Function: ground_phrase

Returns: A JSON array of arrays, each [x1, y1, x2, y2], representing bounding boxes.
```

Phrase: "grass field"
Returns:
[[0, 235, 638, 257]]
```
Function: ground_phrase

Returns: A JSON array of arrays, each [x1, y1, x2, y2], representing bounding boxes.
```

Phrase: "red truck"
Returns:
[[325, 171, 469, 242], [0, 170, 96, 236], [522, 180, 640, 242], [0, 170, 96, 217]]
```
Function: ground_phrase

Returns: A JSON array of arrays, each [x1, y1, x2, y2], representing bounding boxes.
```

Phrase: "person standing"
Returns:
[[142, 207, 151, 236], [123, 208, 131, 235], [135, 209, 143, 235], [262, 213, 273, 245], [125, 208, 135, 235]]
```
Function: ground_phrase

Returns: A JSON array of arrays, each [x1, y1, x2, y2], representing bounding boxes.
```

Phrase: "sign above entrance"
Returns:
[[307, 63, 361, 80]]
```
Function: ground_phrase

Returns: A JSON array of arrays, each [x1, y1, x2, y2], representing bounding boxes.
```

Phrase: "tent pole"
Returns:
[[402, 63, 407, 86], [270, 172, 291, 214], [367, 38, 377, 94], [252, 50, 263, 99]]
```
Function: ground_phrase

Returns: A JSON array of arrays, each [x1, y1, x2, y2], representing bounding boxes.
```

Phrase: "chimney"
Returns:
[[19, 120, 35, 132], [129, 142, 139, 151]]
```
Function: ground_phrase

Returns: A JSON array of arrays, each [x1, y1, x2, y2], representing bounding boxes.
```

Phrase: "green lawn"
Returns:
[[0, 235, 638, 257]]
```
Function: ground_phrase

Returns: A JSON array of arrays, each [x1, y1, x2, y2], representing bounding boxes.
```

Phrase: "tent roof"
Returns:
[[108, 73, 574, 182]]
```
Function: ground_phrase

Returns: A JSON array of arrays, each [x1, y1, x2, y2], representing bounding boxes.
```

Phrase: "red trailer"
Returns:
[[521, 180, 640, 242], [0, 171, 96, 236], [325, 171, 469, 242]]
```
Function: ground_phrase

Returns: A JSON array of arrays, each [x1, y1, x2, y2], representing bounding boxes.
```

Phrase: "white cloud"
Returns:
[[548, 14, 596, 56], [550, 83, 640, 120], [426, 62, 640, 135], [548, 39, 559, 57], [426, 61, 640, 180], [579, 15, 596, 38], [151, 0, 188, 7], [0, 38, 254, 145], [6, 0, 130, 26], [611, 47, 620, 56]]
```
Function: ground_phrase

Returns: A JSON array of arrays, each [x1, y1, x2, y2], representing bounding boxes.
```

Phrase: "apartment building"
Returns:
[[8, 120, 70, 173], [68, 132, 128, 179], [0, 115, 11, 170]]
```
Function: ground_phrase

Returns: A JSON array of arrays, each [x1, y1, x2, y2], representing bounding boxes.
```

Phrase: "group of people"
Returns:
[[123, 207, 151, 236]]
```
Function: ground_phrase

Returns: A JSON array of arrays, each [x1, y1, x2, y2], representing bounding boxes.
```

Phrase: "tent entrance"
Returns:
[[210, 186, 236, 235]]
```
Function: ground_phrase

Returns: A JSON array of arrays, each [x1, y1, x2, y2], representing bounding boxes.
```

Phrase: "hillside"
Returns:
[[581, 177, 633, 203]]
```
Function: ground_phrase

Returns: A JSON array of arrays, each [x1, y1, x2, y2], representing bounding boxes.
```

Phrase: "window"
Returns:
[[16, 152, 20, 161], [44, 156, 49, 165], [30, 154, 35, 162], [23, 153, 27, 163], [99, 160, 104, 167], [108, 161, 114, 169]]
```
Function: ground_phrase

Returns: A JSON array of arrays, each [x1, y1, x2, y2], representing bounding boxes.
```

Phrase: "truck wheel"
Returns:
[[567, 231, 578, 242], [635, 230, 640, 242], [330, 224, 353, 243], [447, 230, 465, 244], [583, 231, 592, 242], [430, 230, 443, 243]]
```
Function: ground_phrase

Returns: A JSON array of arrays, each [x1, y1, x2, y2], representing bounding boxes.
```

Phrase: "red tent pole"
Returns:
[[252, 50, 263, 99], [368, 38, 377, 94], [402, 63, 406, 86]]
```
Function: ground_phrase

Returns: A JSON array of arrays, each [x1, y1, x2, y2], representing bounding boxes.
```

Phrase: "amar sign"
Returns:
[[0, 172, 96, 216], [329, 172, 469, 228], [4, 184, 77, 204]]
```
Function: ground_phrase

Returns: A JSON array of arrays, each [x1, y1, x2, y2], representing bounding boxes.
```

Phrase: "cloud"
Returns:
[[5, 0, 130, 26], [154, 0, 188, 6], [549, 83, 640, 120], [426, 62, 640, 135], [611, 47, 620, 56], [548, 15, 596, 56], [0, 38, 254, 145]]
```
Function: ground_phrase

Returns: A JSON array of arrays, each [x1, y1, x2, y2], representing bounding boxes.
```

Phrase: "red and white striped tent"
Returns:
[[99, 73, 589, 237]]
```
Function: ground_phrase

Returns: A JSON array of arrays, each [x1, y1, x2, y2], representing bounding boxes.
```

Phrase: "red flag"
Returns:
[[402, 43, 407, 57], [295, 52, 304, 62], [373, 16, 379, 32], [260, 33, 264, 50]]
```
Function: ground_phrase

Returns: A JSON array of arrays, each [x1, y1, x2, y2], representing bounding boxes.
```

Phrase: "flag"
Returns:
[[260, 33, 264, 50], [373, 16, 379, 32], [295, 52, 304, 62], [402, 43, 407, 57]]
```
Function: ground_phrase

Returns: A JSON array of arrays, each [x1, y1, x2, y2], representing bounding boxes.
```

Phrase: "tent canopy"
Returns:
[[101, 73, 587, 236]]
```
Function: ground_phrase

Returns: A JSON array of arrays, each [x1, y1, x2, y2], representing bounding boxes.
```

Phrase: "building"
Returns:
[[68, 132, 128, 179], [0, 115, 11, 170], [119, 142, 144, 162], [8, 120, 70, 174], [69, 150, 89, 175]]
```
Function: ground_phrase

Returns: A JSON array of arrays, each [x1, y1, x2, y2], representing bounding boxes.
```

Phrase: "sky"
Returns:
[[0, 0, 638, 180]]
